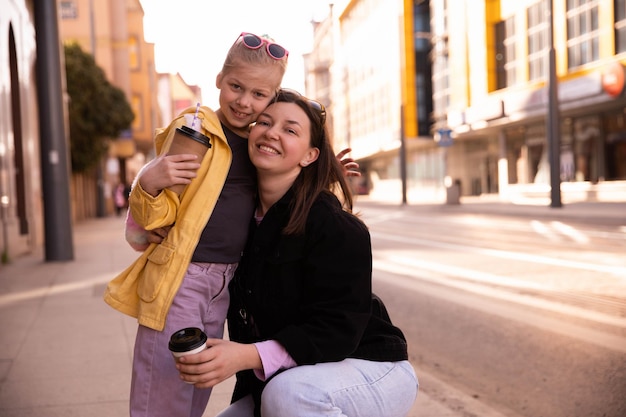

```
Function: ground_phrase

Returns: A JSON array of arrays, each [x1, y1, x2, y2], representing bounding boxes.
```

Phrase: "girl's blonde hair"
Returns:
[[221, 33, 288, 80]]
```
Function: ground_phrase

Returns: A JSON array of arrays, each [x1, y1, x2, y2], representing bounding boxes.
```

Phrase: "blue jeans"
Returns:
[[216, 358, 418, 417]]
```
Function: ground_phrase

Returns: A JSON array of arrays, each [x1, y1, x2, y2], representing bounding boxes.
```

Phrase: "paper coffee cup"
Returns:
[[168, 327, 208, 358], [167, 126, 211, 194]]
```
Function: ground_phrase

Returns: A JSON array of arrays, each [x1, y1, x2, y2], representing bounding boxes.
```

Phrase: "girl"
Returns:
[[104, 33, 289, 417]]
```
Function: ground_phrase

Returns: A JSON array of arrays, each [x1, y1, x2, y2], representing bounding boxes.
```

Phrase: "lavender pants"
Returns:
[[130, 262, 237, 417]]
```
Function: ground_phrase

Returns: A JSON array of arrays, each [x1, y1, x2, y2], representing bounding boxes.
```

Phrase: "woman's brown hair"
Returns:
[[274, 89, 354, 235]]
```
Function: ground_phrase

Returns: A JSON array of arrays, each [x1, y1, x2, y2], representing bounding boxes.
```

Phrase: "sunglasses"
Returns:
[[239, 32, 289, 60], [278, 89, 326, 125]]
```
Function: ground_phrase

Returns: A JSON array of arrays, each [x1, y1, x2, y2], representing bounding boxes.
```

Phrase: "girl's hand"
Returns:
[[146, 226, 171, 244], [138, 154, 201, 196], [175, 339, 262, 389], [336, 148, 361, 177]]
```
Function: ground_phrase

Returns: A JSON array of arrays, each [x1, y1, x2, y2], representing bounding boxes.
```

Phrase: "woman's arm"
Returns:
[[175, 339, 262, 388]]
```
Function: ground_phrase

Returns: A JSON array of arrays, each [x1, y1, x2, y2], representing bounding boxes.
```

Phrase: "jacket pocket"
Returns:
[[137, 243, 175, 302]]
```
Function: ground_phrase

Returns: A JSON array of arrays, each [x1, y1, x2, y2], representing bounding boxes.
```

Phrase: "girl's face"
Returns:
[[248, 102, 319, 176], [216, 62, 282, 137]]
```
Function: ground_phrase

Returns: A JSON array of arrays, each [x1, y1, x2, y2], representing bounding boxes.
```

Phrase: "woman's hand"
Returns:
[[176, 339, 262, 389], [138, 154, 201, 196], [146, 226, 172, 244], [336, 148, 360, 177]]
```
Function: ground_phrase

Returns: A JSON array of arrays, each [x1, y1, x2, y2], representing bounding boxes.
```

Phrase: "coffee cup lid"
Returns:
[[177, 126, 211, 148], [168, 327, 208, 352]]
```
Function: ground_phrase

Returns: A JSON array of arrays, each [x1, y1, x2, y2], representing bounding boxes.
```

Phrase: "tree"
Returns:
[[64, 43, 134, 172]]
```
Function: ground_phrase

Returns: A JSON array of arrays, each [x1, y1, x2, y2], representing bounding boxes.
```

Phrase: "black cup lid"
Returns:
[[177, 125, 211, 148], [168, 327, 208, 352]]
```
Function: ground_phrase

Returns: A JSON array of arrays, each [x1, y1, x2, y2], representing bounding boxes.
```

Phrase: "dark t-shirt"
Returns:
[[191, 125, 256, 263]]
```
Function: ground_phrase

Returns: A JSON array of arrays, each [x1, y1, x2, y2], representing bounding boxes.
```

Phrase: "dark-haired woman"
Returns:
[[176, 90, 418, 417]]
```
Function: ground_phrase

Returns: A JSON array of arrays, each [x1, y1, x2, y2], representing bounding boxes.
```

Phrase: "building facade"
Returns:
[[434, 0, 626, 202], [58, 0, 159, 155], [307, 0, 626, 203], [307, 0, 442, 202], [0, 0, 201, 262], [0, 0, 43, 260], [58, 0, 161, 213]]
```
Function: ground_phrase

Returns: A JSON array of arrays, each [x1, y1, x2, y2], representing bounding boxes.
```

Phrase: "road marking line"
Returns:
[[550, 221, 590, 244], [371, 231, 626, 277], [373, 258, 626, 330]]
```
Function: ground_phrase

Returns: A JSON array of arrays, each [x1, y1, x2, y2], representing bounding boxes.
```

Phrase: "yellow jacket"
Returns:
[[103, 105, 232, 331]]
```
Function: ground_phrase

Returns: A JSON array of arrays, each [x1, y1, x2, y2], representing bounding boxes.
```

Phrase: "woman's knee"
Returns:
[[261, 369, 325, 416], [262, 371, 301, 403]]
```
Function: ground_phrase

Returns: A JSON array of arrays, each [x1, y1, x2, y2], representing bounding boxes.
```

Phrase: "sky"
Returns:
[[139, 0, 333, 108]]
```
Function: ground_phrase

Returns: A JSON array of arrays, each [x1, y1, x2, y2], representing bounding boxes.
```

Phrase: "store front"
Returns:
[[451, 61, 626, 202]]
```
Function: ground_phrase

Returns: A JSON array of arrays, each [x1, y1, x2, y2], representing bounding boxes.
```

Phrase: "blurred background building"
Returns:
[[1, 0, 624, 261], [1, 0, 201, 261], [306, 0, 626, 203], [57, 0, 201, 218], [1, 1, 42, 260]]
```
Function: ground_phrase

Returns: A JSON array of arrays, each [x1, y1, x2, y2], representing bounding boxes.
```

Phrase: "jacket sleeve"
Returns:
[[128, 180, 180, 230], [124, 208, 149, 251], [127, 107, 199, 230]]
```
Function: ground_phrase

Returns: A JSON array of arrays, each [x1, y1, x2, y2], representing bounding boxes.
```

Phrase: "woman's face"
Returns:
[[248, 101, 319, 176]]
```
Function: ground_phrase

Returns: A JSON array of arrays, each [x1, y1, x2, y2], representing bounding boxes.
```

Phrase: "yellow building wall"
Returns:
[[127, 1, 158, 149], [58, 0, 116, 82], [484, 0, 500, 93], [58, 0, 157, 152], [401, 0, 417, 138]]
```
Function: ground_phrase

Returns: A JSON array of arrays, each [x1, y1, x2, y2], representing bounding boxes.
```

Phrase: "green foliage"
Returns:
[[64, 43, 134, 172]]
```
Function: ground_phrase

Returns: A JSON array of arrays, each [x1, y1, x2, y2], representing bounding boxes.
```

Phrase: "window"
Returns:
[[432, 55, 450, 119], [527, 0, 549, 81], [131, 94, 143, 131], [414, 1, 433, 136], [430, 0, 449, 123], [566, 0, 600, 68], [60, 1, 78, 19], [128, 36, 140, 70], [495, 16, 519, 89], [616, 0, 626, 53]]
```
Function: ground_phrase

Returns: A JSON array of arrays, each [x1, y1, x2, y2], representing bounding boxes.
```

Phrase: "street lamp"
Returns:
[[90, 0, 107, 217], [34, 0, 74, 261], [547, 0, 562, 208]]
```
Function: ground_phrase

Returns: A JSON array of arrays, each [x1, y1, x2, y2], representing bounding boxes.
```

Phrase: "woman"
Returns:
[[176, 89, 418, 417]]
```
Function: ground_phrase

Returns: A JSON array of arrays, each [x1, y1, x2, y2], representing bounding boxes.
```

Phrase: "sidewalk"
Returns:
[[0, 199, 623, 417]]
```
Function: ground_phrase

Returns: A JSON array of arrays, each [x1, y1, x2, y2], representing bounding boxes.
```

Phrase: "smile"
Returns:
[[232, 108, 250, 118], [258, 144, 279, 155]]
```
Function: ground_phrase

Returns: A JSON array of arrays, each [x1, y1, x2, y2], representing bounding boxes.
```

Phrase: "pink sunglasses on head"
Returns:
[[238, 32, 289, 60]]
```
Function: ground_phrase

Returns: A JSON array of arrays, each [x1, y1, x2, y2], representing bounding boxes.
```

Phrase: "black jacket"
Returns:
[[228, 189, 408, 412]]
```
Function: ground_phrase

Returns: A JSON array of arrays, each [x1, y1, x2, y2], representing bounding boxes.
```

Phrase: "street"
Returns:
[[354, 200, 626, 417]]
